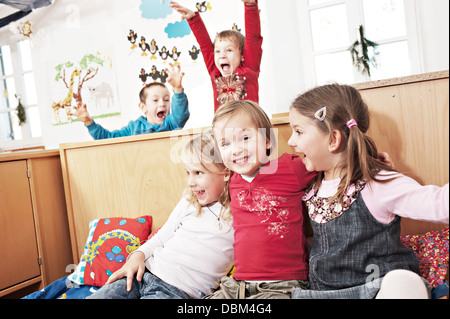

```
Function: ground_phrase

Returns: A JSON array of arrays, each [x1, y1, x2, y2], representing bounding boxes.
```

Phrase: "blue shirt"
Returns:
[[86, 91, 189, 140]]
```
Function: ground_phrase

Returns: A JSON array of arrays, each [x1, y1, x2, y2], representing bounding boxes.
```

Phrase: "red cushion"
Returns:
[[68, 216, 152, 286]]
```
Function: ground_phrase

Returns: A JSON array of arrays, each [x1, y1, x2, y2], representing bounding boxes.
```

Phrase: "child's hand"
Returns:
[[166, 63, 185, 93], [169, 1, 196, 20], [104, 251, 146, 292], [378, 152, 395, 168], [242, 0, 257, 5], [74, 102, 93, 126]]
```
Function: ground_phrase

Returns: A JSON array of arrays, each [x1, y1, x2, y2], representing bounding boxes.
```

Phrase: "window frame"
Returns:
[[296, 0, 422, 88], [0, 38, 42, 150]]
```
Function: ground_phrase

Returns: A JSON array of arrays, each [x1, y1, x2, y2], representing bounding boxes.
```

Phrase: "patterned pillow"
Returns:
[[401, 228, 449, 287], [68, 216, 152, 286]]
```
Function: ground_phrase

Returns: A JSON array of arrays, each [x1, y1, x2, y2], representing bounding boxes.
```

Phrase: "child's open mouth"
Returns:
[[221, 63, 231, 74], [195, 190, 205, 198], [157, 111, 166, 119]]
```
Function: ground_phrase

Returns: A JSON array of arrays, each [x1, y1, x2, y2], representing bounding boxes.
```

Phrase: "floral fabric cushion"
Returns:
[[401, 228, 449, 287], [68, 216, 152, 286]]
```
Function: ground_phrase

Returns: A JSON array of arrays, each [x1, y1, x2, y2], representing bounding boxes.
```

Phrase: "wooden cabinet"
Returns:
[[0, 150, 73, 298]]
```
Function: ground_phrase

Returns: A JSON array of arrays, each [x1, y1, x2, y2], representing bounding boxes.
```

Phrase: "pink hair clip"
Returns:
[[346, 119, 358, 129]]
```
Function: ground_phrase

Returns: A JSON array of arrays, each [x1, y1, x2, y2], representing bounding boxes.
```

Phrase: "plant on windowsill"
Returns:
[[349, 25, 379, 79]]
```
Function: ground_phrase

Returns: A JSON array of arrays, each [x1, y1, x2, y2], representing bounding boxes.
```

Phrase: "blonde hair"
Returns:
[[290, 83, 397, 204], [180, 131, 232, 222], [211, 100, 276, 156]]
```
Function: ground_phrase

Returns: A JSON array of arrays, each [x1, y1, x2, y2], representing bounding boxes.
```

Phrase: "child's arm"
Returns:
[[365, 173, 449, 224], [166, 90, 189, 130], [169, 1, 196, 20], [73, 102, 134, 139], [85, 120, 133, 140], [243, 0, 263, 72], [289, 154, 318, 190], [170, 1, 216, 74], [104, 251, 146, 291], [164, 63, 190, 129]]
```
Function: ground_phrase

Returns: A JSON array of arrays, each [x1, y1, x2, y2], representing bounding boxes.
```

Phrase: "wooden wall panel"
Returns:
[[358, 75, 449, 187]]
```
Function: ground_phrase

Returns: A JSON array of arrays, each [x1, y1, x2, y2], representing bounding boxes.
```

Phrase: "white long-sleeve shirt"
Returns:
[[317, 170, 449, 225], [136, 198, 234, 298]]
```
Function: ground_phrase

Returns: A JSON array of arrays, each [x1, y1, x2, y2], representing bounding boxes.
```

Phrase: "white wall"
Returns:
[[1, 0, 448, 150], [16, 0, 247, 149], [414, 0, 449, 73]]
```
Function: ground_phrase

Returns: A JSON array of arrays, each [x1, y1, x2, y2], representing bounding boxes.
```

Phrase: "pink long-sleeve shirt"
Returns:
[[316, 171, 449, 225]]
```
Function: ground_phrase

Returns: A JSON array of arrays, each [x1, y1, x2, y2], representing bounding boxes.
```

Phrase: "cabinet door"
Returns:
[[0, 160, 41, 291]]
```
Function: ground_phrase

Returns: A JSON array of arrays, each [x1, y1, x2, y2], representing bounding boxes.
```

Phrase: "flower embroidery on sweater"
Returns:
[[236, 187, 289, 238], [215, 74, 247, 106], [303, 180, 366, 224]]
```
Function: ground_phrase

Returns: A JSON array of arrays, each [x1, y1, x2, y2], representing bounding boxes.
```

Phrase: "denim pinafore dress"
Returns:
[[295, 180, 419, 298]]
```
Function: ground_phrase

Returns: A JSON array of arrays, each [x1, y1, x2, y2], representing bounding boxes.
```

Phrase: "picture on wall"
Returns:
[[51, 52, 119, 125]]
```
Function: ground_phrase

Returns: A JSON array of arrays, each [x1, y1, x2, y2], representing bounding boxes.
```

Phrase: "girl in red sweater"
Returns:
[[207, 100, 316, 299]]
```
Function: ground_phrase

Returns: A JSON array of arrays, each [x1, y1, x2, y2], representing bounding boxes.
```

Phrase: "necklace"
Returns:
[[206, 204, 223, 230]]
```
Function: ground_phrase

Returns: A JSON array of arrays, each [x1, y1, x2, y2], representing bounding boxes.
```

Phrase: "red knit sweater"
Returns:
[[229, 154, 317, 281]]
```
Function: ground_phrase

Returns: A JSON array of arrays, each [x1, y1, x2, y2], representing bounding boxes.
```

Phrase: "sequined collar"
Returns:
[[303, 179, 366, 224]]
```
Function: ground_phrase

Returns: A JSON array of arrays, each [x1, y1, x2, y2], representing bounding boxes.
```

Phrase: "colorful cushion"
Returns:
[[68, 216, 152, 286], [401, 228, 449, 287]]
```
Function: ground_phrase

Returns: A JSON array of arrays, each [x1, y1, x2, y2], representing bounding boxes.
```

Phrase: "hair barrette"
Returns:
[[314, 106, 327, 121]]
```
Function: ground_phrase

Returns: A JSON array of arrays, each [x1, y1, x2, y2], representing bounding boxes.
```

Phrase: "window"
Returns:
[[299, 0, 419, 86], [0, 39, 41, 149]]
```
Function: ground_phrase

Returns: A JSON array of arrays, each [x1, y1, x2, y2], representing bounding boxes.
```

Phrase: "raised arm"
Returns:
[[169, 1, 196, 20], [243, 0, 263, 72], [170, 1, 216, 73]]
